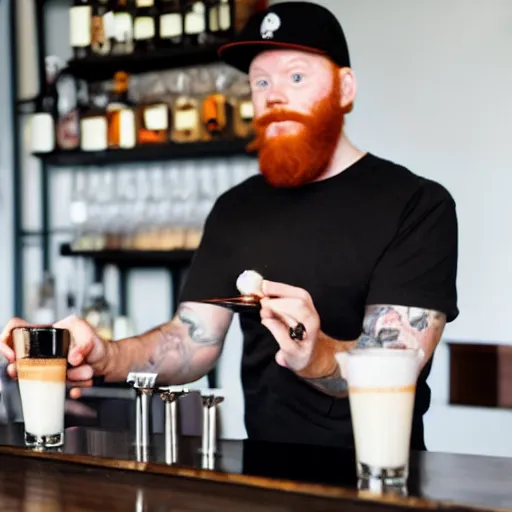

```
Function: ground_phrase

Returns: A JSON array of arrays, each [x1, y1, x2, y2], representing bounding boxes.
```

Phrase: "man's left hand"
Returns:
[[259, 280, 322, 373]]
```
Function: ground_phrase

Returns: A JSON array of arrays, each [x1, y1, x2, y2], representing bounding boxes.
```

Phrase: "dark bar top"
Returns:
[[0, 424, 510, 511]]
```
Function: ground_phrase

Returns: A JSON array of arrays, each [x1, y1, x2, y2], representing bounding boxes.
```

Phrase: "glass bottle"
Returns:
[[134, 0, 157, 54], [70, 0, 93, 59], [135, 74, 170, 144], [91, 0, 114, 56], [80, 83, 109, 152], [112, 0, 135, 54], [29, 56, 64, 154], [182, 0, 207, 47], [106, 71, 136, 149], [159, 0, 183, 48]]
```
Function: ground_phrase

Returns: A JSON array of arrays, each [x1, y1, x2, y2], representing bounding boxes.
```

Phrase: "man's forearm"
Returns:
[[298, 304, 446, 397], [100, 303, 229, 384]]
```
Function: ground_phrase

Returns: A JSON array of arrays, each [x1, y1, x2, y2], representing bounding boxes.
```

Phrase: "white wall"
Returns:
[[6, 0, 512, 452]]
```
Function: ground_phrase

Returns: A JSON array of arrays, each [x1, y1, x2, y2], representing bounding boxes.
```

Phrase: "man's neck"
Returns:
[[314, 134, 366, 182]]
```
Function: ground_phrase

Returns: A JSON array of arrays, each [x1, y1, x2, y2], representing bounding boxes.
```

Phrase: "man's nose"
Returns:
[[265, 88, 288, 108]]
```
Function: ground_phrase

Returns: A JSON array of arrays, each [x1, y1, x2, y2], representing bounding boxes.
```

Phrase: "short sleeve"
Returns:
[[365, 181, 459, 322], [178, 196, 237, 303]]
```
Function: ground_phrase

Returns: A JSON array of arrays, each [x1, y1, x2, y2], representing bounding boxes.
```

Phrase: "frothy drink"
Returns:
[[13, 326, 70, 448], [337, 348, 422, 485], [17, 358, 67, 438]]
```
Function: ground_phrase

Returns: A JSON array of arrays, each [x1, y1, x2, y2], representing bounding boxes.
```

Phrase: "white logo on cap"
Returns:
[[260, 12, 281, 39]]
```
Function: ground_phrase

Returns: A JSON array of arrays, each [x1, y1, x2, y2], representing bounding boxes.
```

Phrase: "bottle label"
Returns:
[[144, 104, 169, 130], [219, 1, 231, 31], [160, 13, 183, 38], [209, 7, 219, 32], [103, 11, 116, 39], [185, 2, 206, 34], [81, 117, 108, 151], [134, 16, 155, 40], [240, 101, 254, 121], [136, 0, 154, 6], [175, 109, 198, 130], [30, 113, 55, 153], [70, 6, 92, 47], [119, 110, 136, 148], [114, 12, 133, 42]]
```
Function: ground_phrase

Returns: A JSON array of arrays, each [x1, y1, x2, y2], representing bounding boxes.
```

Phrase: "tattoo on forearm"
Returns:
[[147, 305, 222, 372], [358, 305, 446, 349], [177, 306, 220, 345], [305, 366, 348, 395], [301, 305, 445, 397]]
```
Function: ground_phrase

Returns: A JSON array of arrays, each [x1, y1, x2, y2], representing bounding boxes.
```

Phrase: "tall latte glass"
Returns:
[[336, 348, 423, 486], [13, 327, 70, 448]]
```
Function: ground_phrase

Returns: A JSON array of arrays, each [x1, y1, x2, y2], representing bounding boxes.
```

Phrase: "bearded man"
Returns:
[[0, 2, 458, 449]]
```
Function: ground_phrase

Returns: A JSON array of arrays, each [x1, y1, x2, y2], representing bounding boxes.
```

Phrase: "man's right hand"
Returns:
[[0, 315, 112, 399]]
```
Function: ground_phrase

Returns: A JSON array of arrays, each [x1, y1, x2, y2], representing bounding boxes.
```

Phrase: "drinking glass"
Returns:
[[336, 347, 423, 487], [13, 327, 70, 448]]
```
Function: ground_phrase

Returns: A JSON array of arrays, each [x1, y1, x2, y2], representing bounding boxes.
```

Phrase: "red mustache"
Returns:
[[253, 109, 313, 129]]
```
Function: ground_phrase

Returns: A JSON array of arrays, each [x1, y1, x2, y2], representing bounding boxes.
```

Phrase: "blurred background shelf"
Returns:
[[66, 44, 226, 82], [33, 138, 256, 167], [60, 243, 195, 268]]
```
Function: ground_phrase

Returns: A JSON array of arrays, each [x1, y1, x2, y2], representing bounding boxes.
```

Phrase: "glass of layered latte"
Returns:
[[12, 327, 70, 448], [336, 347, 423, 487]]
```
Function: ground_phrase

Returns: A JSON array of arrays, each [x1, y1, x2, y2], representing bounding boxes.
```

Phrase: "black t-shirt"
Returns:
[[179, 153, 458, 449]]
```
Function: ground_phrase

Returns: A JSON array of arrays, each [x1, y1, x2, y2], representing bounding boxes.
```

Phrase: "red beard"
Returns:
[[247, 74, 344, 188]]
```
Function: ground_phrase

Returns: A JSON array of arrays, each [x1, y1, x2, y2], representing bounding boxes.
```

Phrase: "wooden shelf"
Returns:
[[60, 244, 195, 268], [34, 137, 255, 167], [66, 43, 227, 82]]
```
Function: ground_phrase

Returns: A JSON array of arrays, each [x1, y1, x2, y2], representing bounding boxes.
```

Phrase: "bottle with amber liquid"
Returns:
[[136, 74, 170, 145], [91, 0, 114, 56], [112, 0, 135, 54], [107, 71, 136, 149], [134, 0, 157, 53], [182, 0, 207, 47], [159, 0, 183, 48]]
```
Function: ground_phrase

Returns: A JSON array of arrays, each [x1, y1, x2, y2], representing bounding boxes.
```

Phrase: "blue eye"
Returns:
[[291, 73, 304, 83], [255, 79, 269, 88]]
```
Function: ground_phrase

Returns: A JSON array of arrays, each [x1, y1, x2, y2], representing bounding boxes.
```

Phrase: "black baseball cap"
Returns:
[[218, 1, 351, 74]]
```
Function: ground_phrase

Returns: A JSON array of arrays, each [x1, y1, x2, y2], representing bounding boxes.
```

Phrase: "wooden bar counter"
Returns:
[[0, 423, 509, 511]]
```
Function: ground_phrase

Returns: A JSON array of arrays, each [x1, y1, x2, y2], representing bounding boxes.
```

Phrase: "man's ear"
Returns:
[[339, 67, 357, 113]]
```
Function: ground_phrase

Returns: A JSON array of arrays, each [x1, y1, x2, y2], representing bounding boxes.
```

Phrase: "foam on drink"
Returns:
[[17, 358, 67, 437], [340, 348, 421, 472]]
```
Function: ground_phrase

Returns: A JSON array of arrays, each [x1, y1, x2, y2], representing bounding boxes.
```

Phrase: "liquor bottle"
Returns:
[[206, 0, 233, 42], [182, 0, 207, 47], [91, 0, 114, 56], [55, 71, 80, 150], [229, 75, 254, 139], [70, 0, 93, 59], [106, 71, 136, 149], [159, 0, 183, 48], [134, 0, 157, 53], [136, 75, 170, 144], [80, 83, 109, 152], [29, 56, 64, 154], [112, 0, 135, 54]]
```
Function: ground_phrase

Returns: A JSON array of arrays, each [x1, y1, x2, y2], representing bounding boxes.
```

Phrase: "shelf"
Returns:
[[60, 244, 195, 268], [33, 137, 255, 167], [66, 43, 226, 82]]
